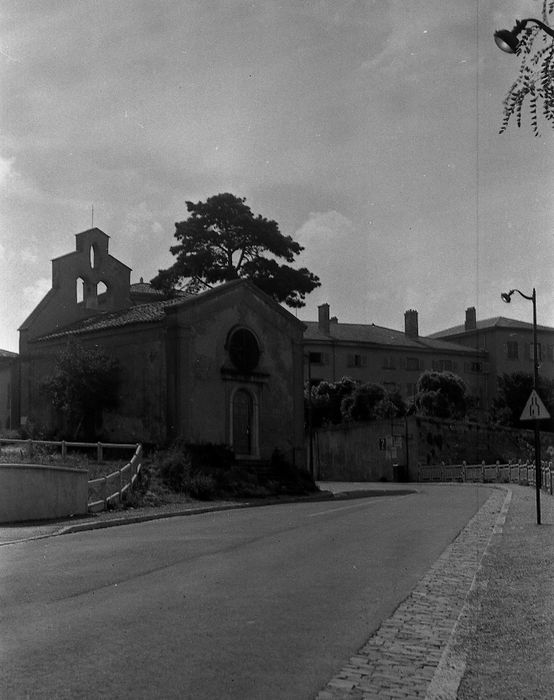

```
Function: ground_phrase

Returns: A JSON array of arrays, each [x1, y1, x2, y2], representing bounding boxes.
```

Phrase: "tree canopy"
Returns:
[[151, 193, 320, 308], [490, 371, 554, 431], [414, 371, 469, 420], [500, 1, 554, 135], [42, 340, 120, 439], [306, 377, 406, 428]]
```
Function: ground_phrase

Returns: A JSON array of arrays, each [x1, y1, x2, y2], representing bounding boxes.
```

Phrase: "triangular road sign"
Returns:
[[520, 389, 551, 421]]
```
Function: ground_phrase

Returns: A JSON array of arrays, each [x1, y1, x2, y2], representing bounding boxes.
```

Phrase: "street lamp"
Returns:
[[494, 18, 554, 53], [501, 287, 542, 524], [305, 354, 314, 478]]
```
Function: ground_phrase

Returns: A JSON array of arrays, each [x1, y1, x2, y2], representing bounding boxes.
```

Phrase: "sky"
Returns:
[[1, 0, 553, 353]]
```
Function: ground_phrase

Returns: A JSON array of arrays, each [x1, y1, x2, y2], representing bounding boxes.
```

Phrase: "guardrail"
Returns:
[[0, 438, 143, 512], [418, 460, 554, 495], [87, 444, 143, 512]]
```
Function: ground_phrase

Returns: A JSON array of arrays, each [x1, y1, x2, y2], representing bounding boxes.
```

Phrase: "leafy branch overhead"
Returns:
[[151, 193, 320, 308], [500, 1, 554, 136]]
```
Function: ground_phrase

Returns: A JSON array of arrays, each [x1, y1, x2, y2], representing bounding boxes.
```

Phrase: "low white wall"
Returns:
[[0, 464, 89, 523]]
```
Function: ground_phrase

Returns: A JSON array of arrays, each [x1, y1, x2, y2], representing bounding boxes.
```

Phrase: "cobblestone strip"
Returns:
[[316, 488, 510, 700]]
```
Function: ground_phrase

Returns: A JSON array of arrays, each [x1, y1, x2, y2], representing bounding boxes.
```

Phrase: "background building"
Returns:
[[302, 303, 488, 409], [430, 307, 554, 403]]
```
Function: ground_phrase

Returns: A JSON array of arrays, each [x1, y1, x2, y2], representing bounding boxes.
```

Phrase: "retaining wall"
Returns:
[[0, 463, 89, 523], [313, 417, 554, 482]]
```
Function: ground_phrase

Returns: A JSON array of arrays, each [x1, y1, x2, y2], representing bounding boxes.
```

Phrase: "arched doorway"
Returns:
[[232, 389, 253, 455]]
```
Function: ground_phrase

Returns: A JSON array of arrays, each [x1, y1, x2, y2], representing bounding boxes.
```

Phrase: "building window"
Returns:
[[506, 341, 519, 360], [228, 328, 260, 373], [76, 277, 86, 303], [96, 281, 108, 302], [406, 357, 421, 371], [308, 352, 328, 365], [406, 382, 417, 398], [465, 361, 483, 373], [432, 359, 454, 372], [382, 356, 395, 369], [528, 343, 542, 362], [348, 353, 367, 368]]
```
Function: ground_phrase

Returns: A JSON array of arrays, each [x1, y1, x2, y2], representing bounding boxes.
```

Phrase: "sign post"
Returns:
[[520, 389, 551, 525]]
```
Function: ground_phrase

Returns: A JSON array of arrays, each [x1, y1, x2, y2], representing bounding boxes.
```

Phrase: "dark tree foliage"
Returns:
[[306, 377, 358, 428], [414, 371, 468, 420], [305, 377, 406, 427], [42, 340, 120, 439], [341, 382, 406, 422], [490, 371, 554, 430], [152, 193, 320, 308], [500, 1, 554, 136]]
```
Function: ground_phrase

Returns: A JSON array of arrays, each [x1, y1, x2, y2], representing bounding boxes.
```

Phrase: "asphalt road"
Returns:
[[1, 485, 492, 699]]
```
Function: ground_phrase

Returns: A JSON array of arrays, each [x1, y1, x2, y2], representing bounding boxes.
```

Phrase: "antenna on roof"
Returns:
[[91, 204, 94, 228]]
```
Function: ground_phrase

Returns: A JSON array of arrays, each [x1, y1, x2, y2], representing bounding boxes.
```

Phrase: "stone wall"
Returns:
[[314, 416, 554, 482]]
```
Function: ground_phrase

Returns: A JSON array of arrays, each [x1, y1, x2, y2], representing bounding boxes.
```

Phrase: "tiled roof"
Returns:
[[130, 281, 166, 296], [429, 316, 554, 338], [36, 297, 186, 341], [302, 321, 481, 354]]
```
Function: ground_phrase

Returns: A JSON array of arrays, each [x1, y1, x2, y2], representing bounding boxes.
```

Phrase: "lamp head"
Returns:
[[494, 28, 519, 53], [494, 19, 530, 53], [501, 291, 513, 304]]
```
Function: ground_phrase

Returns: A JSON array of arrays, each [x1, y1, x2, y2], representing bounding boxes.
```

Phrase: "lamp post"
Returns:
[[305, 354, 314, 477], [501, 288, 542, 524], [494, 18, 554, 53]]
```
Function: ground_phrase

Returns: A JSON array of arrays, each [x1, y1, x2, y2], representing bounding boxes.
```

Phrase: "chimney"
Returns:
[[318, 303, 330, 334], [465, 306, 476, 331], [404, 309, 419, 338]]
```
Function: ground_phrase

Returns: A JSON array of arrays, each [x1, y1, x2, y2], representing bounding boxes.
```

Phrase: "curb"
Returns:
[[60, 489, 418, 535], [1, 488, 418, 544]]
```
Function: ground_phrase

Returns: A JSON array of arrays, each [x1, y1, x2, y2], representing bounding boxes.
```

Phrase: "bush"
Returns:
[[148, 442, 319, 500], [182, 473, 217, 500], [267, 449, 319, 495], [156, 445, 193, 492]]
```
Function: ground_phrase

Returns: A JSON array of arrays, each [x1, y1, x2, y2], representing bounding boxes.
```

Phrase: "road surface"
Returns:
[[1, 484, 492, 699]]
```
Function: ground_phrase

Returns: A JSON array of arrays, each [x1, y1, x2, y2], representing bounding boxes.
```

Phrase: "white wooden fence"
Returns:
[[0, 438, 143, 512], [418, 460, 554, 495]]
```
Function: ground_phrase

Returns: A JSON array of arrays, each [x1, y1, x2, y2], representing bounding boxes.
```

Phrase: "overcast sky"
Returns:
[[1, 0, 553, 352]]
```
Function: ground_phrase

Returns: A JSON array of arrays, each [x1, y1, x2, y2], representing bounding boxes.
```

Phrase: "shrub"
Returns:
[[182, 473, 217, 500], [267, 449, 318, 495], [148, 442, 319, 500], [156, 445, 193, 492]]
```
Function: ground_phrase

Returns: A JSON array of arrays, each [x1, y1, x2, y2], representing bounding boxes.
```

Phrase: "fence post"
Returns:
[[97, 442, 103, 463], [28, 439, 33, 458], [61, 440, 67, 462], [103, 476, 108, 510]]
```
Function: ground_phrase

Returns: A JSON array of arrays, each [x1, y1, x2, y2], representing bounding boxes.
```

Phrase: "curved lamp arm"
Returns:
[[501, 288, 535, 303], [494, 18, 554, 53]]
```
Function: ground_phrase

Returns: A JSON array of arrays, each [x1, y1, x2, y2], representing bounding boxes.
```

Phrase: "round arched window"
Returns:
[[228, 328, 260, 373]]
